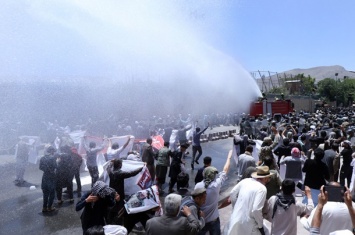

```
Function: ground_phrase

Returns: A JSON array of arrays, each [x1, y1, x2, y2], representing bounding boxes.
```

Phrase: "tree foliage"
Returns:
[[269, 73, 316, 95], [317, 78, 338, 102], [317, 78, 355, 106], [295, 74, 316, 95], [268, 86, 286, 94]]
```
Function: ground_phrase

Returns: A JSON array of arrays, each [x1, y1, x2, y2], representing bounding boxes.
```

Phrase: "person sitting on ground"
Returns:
[[145, 193, 199, 235], [263, 179, 314, 235]]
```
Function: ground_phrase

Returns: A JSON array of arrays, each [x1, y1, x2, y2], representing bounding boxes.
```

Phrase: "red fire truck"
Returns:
[[249, 99, 294, 117]]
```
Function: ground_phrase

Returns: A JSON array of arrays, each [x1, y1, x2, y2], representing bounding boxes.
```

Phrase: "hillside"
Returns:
[[255, 65, 355, 92]]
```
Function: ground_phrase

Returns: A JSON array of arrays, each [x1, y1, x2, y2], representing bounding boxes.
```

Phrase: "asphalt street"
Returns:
[[0, 125, 310, 235]]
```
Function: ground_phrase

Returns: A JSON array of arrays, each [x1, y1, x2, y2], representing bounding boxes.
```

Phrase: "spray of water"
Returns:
[[1, 0, 261, 126]]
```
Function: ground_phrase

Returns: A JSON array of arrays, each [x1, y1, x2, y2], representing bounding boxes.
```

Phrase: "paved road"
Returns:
[[0, 125, 310, 235]]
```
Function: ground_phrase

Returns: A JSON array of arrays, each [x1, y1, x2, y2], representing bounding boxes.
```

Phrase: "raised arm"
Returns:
[[290, 125, 297, 135], [344, 187, 355, 230], [223, 150, 233, 173], [199, 123, 210, 135], [122, 136, 131, 149], [310, 186, 327, 233]]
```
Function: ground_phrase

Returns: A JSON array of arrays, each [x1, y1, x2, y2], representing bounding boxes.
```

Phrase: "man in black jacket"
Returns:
[[39, 145, 57, 212], [106, 159, 143, 225], [195, 156, 212, 185], [273, 138, 292, 168]]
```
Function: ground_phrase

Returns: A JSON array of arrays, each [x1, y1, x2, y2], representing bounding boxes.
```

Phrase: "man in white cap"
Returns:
[[145, 193, 199, 235], [227, 166, 273, 235], [179, 188, 207, 231]]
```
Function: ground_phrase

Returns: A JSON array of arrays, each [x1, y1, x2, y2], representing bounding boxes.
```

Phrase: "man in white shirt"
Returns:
[[309, 185, 355, 235], [301, 182, 355, 234], [263, 179, 314, 235], [106, 136, 131, 161], [227, 166, 273, 235]]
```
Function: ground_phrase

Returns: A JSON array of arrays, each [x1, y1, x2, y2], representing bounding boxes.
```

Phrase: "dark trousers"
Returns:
[[42, 187, 55, 208], [169, 177, 179, 191], [124, 211, 151, 234], [56, 178, 73, 200], [73, 168, 82, 191], [192, 145, 202, 163], [88, 166, 99, 187], [106, 202, 124, 225], [198, 217, 221, 235], [156, 165, 168, 184], [340, 165, 353, 187]]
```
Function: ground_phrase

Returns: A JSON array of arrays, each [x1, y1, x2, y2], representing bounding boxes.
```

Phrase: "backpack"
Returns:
[[178, 196, 200, 218]]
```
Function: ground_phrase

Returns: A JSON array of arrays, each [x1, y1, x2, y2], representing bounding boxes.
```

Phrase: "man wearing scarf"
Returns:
[[194, 150, 233, 235], [76, 181, 119, 234], [263, 179, 314, 235]]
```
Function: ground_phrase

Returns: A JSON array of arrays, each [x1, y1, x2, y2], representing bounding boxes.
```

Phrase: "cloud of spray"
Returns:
[[1, 0, 261, 119]]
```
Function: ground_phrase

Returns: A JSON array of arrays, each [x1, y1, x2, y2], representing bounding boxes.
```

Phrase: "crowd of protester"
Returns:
[[12, 106, 355, 235]]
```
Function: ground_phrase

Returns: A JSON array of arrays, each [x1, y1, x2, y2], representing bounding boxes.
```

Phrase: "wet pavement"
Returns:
[[0, 125, 310, 235]]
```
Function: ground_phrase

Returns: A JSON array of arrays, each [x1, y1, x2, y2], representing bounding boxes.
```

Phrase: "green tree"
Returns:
[[282, 73, 316, 95], [317, 78, 338, 102], [340, 78, 355, 106], [295, 74, 316, 95], [317, 78, 355, 106], [268, 86, 286, 94]]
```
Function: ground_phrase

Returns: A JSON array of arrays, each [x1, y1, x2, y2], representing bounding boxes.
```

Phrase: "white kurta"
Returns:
[[264, 195, 314, 235], [228, 178, 267, 235], [349, 159, 355, 193], [300, 201, 355, 234]]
